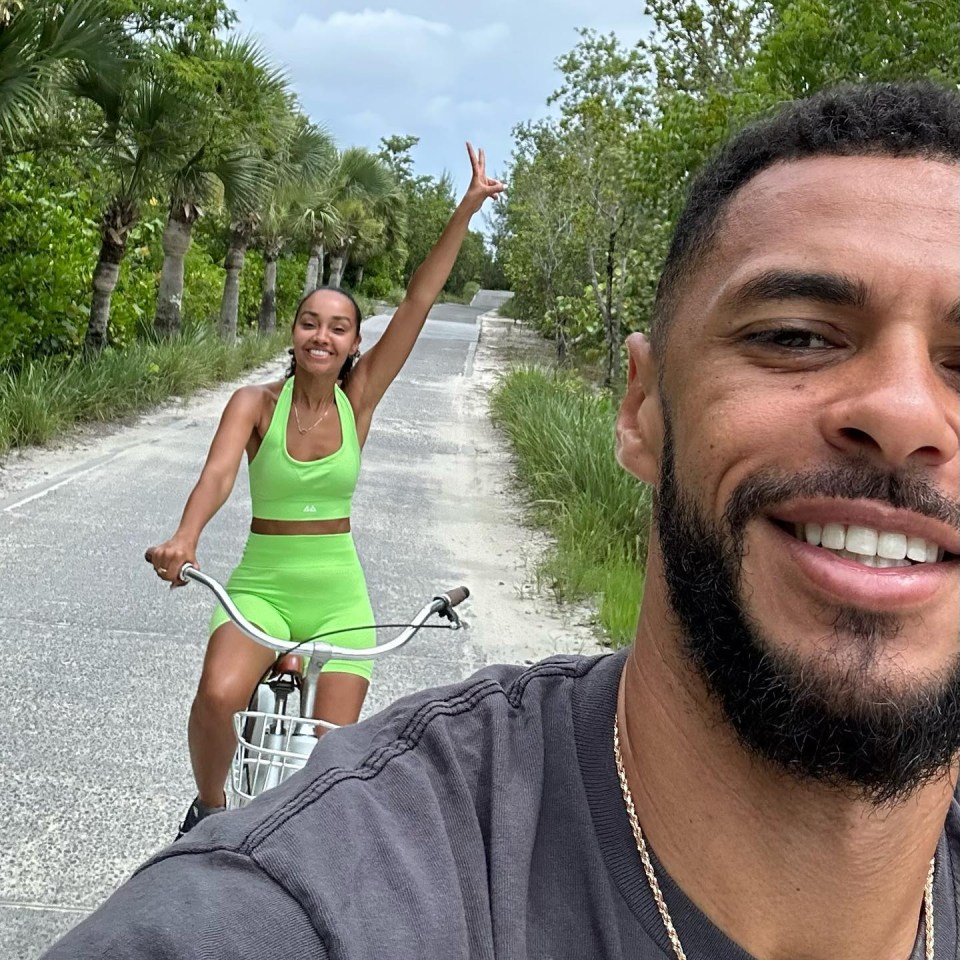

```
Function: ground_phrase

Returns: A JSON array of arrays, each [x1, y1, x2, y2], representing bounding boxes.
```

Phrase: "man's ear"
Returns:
[[616, 333, 663, 485]]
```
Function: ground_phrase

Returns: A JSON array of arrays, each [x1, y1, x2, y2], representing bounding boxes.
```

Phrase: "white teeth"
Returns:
[[844, 525, 878, 556], [837, 548, 911, 569], [877, 532, 907, 560], [794, 522, 945, 565], [907, 537, 928, 563], [821, 523, 846, 550]]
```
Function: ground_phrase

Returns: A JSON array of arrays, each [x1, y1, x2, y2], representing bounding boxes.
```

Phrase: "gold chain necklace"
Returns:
[[292, 392, 334, 434], [612, 716, 935, 960]]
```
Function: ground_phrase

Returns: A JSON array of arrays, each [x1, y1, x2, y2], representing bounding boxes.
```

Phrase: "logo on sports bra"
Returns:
[[303, 505, 317, 513]]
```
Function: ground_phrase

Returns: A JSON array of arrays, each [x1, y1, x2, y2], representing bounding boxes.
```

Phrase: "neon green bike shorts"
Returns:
[[209, 532, 375, 681]]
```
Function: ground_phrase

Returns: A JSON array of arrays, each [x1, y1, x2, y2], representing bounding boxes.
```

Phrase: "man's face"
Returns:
[[642, 155, 960, 800]]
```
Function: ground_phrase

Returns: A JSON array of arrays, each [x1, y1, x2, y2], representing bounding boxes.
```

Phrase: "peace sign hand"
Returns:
[[463, 142, 505, 213]]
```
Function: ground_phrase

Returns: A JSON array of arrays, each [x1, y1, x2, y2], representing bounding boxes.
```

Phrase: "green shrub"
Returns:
[[357, 272, 395, 300], [491, 365, 651, 645], [0, 330, 289, 455], [180, 243, 225, 326], [0, 156, 100, 364]]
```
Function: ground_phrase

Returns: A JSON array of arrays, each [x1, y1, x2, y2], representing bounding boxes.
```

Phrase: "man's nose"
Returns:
[[818, 329, 959, 471]]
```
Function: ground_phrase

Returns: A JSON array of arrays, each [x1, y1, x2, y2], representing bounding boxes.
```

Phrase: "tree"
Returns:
[[253, 118, 336, 333], [295, 146, 396, 295], [77, 62, 190, 349], [153, 35, 290, 336], [496, 0, 959, 376], [500, 121, 582, 360], [549, 30, 649, 384], [0, 0, 122, 155], [400, 173, 456, 285], [757, 0, 960, 93]]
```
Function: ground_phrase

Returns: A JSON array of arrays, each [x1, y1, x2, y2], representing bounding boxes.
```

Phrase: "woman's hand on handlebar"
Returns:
[[144, 537, 197, 588]]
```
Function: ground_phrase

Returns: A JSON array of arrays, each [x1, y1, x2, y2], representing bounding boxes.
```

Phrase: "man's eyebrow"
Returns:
[[726, 270, 868, 312]]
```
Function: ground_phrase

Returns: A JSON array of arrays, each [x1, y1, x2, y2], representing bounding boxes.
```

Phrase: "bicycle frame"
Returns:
[[177, 564, 469, 804]]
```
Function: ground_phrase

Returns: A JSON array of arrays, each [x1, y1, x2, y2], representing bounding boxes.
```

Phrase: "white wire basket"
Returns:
[[230, 710, 338, 806]]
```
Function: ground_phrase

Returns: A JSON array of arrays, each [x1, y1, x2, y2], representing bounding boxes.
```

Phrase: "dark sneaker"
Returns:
[[176, 795, 226, 840]]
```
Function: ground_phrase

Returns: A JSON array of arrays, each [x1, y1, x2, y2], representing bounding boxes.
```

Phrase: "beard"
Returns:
[[655, 418, 960, 804]]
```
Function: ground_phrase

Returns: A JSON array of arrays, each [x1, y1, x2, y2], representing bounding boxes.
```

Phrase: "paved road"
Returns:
[[0, 297, 599, 957], [470, 289, 514, 312]]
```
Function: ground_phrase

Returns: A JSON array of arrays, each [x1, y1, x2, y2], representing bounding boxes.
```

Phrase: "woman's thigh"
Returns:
[[199, 595, 289, 708]]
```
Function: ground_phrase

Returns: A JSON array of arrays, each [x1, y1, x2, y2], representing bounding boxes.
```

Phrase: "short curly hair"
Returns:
[[651, 81, 960, 352]]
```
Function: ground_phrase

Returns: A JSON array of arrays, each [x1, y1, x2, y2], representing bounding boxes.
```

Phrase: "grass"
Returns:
[[0, 325, 289, 455], [490, 365, 652, 647]]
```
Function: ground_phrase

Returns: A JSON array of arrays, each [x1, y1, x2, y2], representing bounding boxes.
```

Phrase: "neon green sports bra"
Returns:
[[248, 377, 361, 521]]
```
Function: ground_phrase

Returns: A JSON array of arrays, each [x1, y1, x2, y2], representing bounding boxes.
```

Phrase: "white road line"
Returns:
[[2, 458, 118, 513], [0, 899, 90, 914]]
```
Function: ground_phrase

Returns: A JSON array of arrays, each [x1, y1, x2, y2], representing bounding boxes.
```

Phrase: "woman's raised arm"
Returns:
[[348, 143, 504, 415]]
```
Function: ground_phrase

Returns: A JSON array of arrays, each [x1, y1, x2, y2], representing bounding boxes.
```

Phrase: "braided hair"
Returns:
[[287, 286, 363, 381]]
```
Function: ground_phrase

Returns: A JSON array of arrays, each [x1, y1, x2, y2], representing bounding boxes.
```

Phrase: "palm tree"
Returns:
[[217, 115, 334, 342], [76, 66, 188, 349], [153, 37, 288, 337], [298, 204, 340, 297], [155, 147, 266, 336], [0, 0, 121, 154], [296, 147, 396, 295], [253, 121, 336, 333], [325, 198, 381, 289], [330, 182, 405, 289]]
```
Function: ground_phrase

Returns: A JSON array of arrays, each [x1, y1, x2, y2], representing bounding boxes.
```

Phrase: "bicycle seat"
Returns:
[[273, 654, 305, 676]]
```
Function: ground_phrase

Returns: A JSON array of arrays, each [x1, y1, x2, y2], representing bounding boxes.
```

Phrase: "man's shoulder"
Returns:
[[158, 651, 619, 865], [44, 652, 626, 959]]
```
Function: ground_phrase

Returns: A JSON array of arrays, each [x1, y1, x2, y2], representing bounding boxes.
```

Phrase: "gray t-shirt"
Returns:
[[43, 650, 960, 958]]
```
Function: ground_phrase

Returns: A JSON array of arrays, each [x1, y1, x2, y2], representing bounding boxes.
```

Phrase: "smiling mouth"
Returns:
[[776, 521, 956, 569], [306, 348, 333, 358]]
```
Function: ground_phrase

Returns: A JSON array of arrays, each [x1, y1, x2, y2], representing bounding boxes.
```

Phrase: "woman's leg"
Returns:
[[310, 671, 370, 728], [189, 621, 279, 807]]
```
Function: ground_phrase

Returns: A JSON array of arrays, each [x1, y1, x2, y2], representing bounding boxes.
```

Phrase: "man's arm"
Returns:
[[41, 848, 326, 959]]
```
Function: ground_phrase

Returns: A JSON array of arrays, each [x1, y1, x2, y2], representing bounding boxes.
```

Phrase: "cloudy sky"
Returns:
[[232, 1, 654, 197]]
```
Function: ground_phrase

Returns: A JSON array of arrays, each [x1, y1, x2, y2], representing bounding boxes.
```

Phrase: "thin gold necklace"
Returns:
[[292, 391, 334, 434], [612, 716, 935, 960]]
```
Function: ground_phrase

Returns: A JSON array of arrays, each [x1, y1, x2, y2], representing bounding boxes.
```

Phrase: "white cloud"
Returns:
[[233, 1, 654, 193], [255, 9, 509, 98]]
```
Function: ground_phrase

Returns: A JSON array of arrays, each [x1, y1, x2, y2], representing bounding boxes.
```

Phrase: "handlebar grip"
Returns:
[[178, 562, 198, 582], [443, 586, 470, 608]]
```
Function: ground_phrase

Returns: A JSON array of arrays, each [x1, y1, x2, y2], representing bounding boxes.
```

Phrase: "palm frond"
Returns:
[[214, 147, 270, 215], [0, 0, 124, 150], [219, 34, 289, 100], [336, 146, 397, 199]]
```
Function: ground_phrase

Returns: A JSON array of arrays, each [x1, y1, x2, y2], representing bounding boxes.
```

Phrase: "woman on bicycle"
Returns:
[[146, 143, 503, 837]]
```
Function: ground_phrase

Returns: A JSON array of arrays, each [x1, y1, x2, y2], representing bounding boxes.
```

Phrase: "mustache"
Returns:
[[725, 460, 960, 535]]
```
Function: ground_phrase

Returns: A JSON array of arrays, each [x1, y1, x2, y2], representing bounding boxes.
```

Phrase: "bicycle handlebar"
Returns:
[[177, 563, 468, 662], [443, 585, 469, 607]]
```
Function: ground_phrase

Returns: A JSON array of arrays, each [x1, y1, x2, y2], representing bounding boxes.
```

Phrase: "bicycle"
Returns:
[[175, 562, 469, 807]]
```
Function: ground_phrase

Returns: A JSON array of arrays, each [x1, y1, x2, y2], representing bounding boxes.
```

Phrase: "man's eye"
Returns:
[[743, 328, 833, 350]]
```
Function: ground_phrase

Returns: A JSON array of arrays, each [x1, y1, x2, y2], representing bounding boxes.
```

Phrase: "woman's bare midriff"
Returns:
[[251, 517, 351, 535]]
